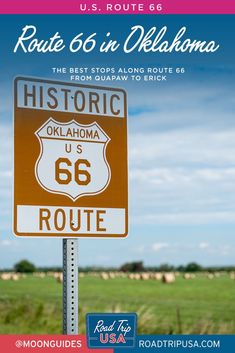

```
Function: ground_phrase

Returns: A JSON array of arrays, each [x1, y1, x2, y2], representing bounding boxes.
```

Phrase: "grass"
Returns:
[[0, 273, 234, 334]]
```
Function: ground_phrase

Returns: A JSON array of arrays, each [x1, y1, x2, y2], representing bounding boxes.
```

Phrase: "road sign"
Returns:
[[14, 77, 128, 237]]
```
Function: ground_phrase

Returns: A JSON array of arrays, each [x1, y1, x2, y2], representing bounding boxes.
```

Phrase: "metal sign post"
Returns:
[[62, 238, 78, 334]]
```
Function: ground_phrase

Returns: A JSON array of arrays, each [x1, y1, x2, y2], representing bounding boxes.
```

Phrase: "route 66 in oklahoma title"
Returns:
[[14, 77, 128, 237]]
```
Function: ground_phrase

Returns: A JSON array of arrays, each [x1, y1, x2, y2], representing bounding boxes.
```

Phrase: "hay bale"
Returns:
[[140, 273, 150, 280], [38, 272, 45, 278], [207, 273, 214, 279], [183, 273, 192, 280], [11, 273, 19, 281], [134, 273, 141, 280], [162, 273, 175, 283], [100, 272, 109, 280], [154, 272, 162, 281], [57, 273, 63, 283], [53, 272, 63, 283], [109, 272, 116, 279], [230, 273, 235, 280], [0, 273, 11, 280]]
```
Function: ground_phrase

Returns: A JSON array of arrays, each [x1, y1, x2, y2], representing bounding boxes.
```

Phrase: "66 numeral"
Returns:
[[55, 157, 91, 185]]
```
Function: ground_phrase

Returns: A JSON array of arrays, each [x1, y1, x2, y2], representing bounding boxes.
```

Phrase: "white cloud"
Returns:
[[0, 240, 12, 246], [130, 167, 235, 185], [128, 81, 235, 133], [133, 245, 146, 254], [220, 245, 231, 256], [129, 129, 235, 168], [199, 242, 210, 249], [149, 241, 233, 259], [152, 242, 169, 252], [133, 211, 235, 226], [128, 126, 235, 226], [0, 123, 13, 215], [0, 123, 12, 165], [0, 171, 12, 178]]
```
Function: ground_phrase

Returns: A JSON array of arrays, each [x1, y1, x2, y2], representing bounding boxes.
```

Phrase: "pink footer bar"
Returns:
[[0, 0, 235, 14], [0, 335, 113, 353]]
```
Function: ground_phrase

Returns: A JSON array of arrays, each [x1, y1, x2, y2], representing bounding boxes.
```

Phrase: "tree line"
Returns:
[[1, 259, 235, 273]]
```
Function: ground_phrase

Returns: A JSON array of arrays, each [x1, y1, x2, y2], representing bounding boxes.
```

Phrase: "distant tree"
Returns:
[[120, 261, 144, 272], [159, 263, 174, 272], [37, 266, 62, 273], [176, 265, 185, 272], [185, 262, 202, 272], [14, 259, 36, 273]]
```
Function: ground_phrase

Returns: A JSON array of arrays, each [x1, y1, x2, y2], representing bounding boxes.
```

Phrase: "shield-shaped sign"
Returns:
[[35, 118, 111, 201]]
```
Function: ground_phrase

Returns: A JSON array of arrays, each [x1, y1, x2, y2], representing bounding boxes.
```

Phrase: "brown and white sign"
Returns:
[[14, 77, 128, 237]]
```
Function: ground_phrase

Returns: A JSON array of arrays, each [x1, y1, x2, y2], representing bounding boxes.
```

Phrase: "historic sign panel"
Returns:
[[14, 77, 128, 237]]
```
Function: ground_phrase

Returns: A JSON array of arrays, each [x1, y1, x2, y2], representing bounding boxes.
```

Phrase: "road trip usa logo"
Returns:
[[86, 313, 137, 348]]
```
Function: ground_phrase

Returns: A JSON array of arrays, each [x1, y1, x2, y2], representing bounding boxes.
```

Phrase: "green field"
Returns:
[[0, 273, 234, 334]]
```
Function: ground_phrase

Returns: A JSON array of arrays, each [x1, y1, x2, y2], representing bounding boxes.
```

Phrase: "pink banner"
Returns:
[[0, 0, 235, 14], [0, 335, 113, 353]]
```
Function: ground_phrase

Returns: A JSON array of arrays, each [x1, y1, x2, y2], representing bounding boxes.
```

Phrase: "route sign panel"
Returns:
[[14, 77, 128, 237]]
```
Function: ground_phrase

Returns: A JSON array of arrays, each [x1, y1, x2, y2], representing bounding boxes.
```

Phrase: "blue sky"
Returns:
[[0, 15, 235, 268]]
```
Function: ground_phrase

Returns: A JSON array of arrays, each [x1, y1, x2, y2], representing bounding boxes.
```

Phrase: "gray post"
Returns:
[[62, 239, 78, 334]]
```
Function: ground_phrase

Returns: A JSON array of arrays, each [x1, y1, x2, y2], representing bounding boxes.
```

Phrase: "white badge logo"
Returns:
[[35, 118, 111, 201]]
